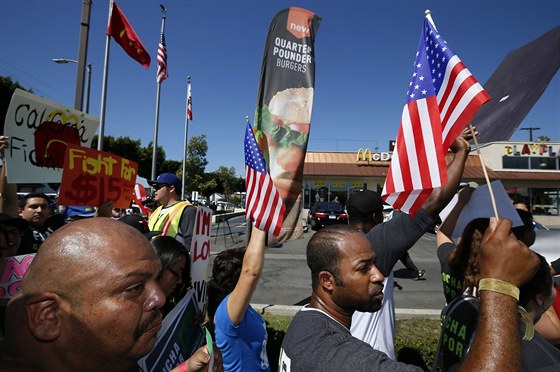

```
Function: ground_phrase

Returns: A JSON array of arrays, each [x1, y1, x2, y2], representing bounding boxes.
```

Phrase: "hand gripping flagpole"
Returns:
[[151, 4, 167, 180], [181, 76, 191, 201]]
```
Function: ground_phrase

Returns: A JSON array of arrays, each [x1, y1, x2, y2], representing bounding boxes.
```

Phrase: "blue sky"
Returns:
[[1, 0, 559, 176]]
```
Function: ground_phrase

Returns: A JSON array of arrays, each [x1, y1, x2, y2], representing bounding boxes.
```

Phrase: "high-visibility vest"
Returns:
[[148, 201, 193, 238]]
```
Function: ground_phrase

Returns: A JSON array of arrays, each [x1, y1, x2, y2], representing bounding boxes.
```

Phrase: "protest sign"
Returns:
[[190, 206, 213, 313], [137, 290, 205, 372], [3, 89, 99, 183], [57, 144, 138, 209], [1, 254, 35, 300], [254, 8, 321, 245]]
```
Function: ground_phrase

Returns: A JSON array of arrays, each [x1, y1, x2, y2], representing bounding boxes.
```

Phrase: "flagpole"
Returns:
[[181, 76, 191, 201], [98, 0, 114, 151], [151, 5, 167, 180], [469, 122, 499, 219]]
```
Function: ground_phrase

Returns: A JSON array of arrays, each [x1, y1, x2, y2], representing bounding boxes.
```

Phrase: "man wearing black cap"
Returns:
[[148, 173, 196, 251], [347, 132, 472, 360]]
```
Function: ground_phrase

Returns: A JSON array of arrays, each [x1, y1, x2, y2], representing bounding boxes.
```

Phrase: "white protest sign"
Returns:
[[190, 206, 212, 313], [1, 254, 35, 300], [3, 89, 99, 183]]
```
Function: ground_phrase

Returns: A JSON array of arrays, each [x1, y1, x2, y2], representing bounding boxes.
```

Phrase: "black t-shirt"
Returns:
[[366, 208, 435, 276], [17, 214, 65, 255], [438, 242, 465, 304]]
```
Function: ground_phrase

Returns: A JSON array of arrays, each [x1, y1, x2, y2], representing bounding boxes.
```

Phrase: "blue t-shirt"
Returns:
[[214, 294, 269, 371]]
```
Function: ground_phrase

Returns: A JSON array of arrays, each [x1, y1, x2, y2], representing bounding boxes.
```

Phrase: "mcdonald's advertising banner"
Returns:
[[3, 89, 99, 183], [254, 7, 321, 244]]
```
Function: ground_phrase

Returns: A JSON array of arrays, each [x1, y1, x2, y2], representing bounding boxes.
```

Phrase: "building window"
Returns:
[[503, 156, 559, 170]]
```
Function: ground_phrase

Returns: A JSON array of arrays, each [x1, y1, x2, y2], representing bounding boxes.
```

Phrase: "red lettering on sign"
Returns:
[[192, 240, 210, 262]]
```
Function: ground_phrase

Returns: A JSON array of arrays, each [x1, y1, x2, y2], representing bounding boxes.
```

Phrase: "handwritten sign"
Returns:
[[58, 144, 138, 209], [1, 254, 35, 300], [4, 89, 99, 183], [190, 206, 212, 313], [138, 290, 205, 372]]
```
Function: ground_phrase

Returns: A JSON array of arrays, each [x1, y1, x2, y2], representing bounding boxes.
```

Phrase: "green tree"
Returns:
[[537, 135, 550, 142], [179, 134, 208, 195], [1, 75, 31, 133]]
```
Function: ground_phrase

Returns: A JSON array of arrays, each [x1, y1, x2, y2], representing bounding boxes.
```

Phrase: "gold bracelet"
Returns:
[[478, 278, 520, 301], [518, 305, 534, 341]]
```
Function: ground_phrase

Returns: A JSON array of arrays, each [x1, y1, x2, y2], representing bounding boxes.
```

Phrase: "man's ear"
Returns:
[[319, 270, 335, 292], [25, 292, 65, 341]]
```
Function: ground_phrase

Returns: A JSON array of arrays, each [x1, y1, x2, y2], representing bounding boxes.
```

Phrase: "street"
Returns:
[[210, 215, 447, 311]]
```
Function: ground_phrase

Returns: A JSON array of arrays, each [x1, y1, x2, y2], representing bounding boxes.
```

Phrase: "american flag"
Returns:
[[244, 121, 285, 236], [382, 13, 490, 214], [187, 80, 193, 121], [156, 31, 167, 84]]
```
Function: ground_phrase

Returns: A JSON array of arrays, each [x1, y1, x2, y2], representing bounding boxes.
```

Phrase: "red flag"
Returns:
[[245, 122, 285, 236], [106, 2, 151, 68], [156, 30, 167, 83], [381, 13, 490, 214], [186, 80, 193, 121]]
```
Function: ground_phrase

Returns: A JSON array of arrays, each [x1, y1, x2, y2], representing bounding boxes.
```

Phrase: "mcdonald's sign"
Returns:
[[356, 148, 392, 162]]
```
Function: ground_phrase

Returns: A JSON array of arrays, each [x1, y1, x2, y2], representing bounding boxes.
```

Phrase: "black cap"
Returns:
[[346, 190, 384, 217], [118, 214, 161, 239], [0, 213, 28, 230]]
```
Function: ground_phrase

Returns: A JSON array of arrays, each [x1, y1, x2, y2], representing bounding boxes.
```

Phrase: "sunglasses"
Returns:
[[152, 184, 170, 191]]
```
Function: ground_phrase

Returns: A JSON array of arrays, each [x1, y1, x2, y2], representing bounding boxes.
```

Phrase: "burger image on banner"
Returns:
[[254, 7, 321, 245]]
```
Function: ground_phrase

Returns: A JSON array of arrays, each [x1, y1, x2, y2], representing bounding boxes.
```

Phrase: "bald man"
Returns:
[[0, 218, 220, 371]]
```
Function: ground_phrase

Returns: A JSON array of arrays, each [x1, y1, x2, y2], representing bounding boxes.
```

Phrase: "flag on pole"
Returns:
[[106, 1, 151, 68], [187, 80, 193, 120], [381, 11, 490, 215], [244, 121, 285, 236], [156, 29, 168, 83]]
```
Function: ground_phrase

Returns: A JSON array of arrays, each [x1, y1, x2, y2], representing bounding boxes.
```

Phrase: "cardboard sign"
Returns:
[[1, 254, 35, 300], [190, 206, 213, 313], [137, 290, 205, 372], [58, 144, 138, 209], [3, 89, 99, 183]]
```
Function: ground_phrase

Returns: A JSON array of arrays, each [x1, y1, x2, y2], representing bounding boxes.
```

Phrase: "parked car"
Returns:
[[307, 202, 348, 230]]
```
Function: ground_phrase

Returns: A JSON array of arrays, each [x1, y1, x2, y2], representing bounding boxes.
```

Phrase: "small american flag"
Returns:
[[382, 12, 490, 214], [187, 80, 193, 121], [156, 31, 167, 84], [244, 121, 285, 236]]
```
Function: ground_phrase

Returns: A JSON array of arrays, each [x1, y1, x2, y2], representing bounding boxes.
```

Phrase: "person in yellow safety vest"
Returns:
[[148, 173, 196, 252]]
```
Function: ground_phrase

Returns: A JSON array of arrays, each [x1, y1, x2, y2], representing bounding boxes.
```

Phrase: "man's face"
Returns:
[[65, 234, 166, 367], [19, 197, 50, 226], [152, 184, 172, 205], [331, 232, 385, 313]]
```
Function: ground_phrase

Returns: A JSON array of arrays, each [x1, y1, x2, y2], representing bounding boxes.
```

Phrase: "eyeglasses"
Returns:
[[167, 267, 182, 279], [152, 184, 169, 191]]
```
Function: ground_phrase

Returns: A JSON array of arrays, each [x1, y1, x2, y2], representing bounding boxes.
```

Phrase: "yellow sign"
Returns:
[[356, 148, 392, 162], [314, 181, 325, 187]]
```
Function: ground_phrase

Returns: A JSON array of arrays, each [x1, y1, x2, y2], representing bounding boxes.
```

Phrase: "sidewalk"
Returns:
[[251, 303, 442, 319]]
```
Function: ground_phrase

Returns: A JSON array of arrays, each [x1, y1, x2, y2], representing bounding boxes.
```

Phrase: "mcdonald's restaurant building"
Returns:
[[302, 141, 560, 222]]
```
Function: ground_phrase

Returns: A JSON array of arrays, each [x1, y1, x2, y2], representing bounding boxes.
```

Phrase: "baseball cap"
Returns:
[[65, 206, 96, 220], [346, 190, 384, 217], [0, 213, 28, 230], [118, 214, 162, 239], [148, 173, 181, 191]]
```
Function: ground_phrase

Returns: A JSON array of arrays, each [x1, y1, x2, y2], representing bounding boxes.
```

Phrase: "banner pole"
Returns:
[[469, 122, 499, 219], [151, 7, 167, 180], [181, 76, 191, 201], [97, 0, 113, 151]]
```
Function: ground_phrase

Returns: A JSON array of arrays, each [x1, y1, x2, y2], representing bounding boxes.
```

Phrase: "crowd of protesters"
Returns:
[[1, 129, 559, 371]]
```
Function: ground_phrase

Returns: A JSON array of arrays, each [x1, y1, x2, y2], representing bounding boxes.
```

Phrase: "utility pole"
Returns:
[[519, 127, 541, 142], [75, 0, 92, 111]]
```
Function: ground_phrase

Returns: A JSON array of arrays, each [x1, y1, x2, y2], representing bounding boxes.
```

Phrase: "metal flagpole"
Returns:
[[181, 76, 191, 200], [151, 5, 167, 180], [98, 0, 113, 151]]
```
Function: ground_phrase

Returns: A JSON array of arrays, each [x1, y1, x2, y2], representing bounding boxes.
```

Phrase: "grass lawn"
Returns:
[[263, 314, 440, 371]]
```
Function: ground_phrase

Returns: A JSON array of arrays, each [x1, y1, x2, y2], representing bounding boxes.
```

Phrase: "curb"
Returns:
[[252, 304, 442, 319]]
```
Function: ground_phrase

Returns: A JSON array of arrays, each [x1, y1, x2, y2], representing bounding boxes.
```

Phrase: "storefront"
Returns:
[[303, 142, 560, 218]]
